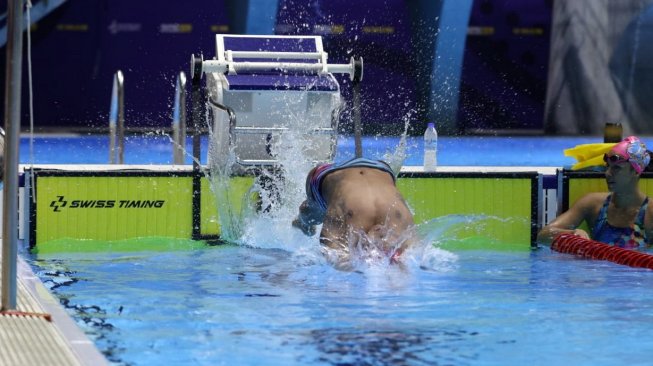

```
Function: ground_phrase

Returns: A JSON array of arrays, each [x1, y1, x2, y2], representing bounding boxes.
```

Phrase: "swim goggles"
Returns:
[[603, 153, 628, 165]]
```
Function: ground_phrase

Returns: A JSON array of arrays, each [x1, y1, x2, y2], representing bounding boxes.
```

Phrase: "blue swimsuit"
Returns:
[[591, 195, 649, 248], [305, 157, 396, 213]]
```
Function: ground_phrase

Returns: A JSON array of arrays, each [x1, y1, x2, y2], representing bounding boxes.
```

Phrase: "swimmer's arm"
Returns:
[[645, 202, 653, 246], [537, 194, 595, 245], [319, 233, 353, 271], [395, 228, 419, 259], [292, 200, 323, 236]]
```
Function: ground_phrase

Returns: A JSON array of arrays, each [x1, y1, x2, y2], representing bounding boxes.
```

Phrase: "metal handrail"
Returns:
[[108, 70, 124, 164], [192, 52, 362, 81], [352, 57, 363, 158], [172, 71, 187, 164], [200, 57, 359, 77], [228, 126, 334, 134], [226, 51, 324, 60], [207, 98, 237, 147]]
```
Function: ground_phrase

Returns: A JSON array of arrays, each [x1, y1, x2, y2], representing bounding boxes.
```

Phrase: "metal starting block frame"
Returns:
[[191, 34, 363, 169]]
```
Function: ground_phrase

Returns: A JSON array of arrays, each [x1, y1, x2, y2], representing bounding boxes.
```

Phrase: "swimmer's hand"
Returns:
[[571, 228, 590, 239], [292, 217, 316, 236]]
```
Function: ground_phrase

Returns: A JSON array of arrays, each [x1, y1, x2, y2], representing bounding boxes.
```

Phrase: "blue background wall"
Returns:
[[0, 0, 231, 130], [0, 0, 553, 134], [457, 0, 553, 133], [276, 0, 423, 134]]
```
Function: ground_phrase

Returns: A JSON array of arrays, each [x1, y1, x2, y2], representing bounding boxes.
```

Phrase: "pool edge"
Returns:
[[16, 247, 108, 366]]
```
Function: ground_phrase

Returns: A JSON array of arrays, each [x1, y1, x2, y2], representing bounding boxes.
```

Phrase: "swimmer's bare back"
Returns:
[[318, 167, 414, 251]]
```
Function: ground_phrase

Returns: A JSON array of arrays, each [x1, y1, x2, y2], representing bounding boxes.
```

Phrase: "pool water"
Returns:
[[19, 134, 620, 166], [21, 133, 653, 365], [31, 245, 653, 365]]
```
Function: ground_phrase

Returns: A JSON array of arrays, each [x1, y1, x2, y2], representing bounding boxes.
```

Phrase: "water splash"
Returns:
[[241, 93, 340, 251], [323, 215, 479, 272], [203, 83, 516, 273], [383, 109, 414, 177], [233, 90, 419, 262], [206, 80, 343, 247], [416, 214, 484, 246], [206, 130, 246, 242]]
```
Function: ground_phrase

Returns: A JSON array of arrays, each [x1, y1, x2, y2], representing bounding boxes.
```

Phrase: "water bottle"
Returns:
[[604, 122, 622, 143], [423, 122, 438, 172]]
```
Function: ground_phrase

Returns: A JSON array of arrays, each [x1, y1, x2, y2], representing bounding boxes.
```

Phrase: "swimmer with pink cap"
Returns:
[[539, 135, 653, 249], [604, 136, 651, 174]]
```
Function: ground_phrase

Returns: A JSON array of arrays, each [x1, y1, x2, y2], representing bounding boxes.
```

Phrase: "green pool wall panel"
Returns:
[[35, 175, 193, 245], [398, 175, 536, 250], [31, 170, 540, 251]]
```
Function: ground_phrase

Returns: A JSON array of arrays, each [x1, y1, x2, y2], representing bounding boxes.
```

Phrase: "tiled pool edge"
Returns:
[[1, 249, 109, 365]]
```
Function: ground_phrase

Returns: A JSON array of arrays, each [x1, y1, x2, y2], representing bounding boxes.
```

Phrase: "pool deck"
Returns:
[[0, 249, 107, 366]]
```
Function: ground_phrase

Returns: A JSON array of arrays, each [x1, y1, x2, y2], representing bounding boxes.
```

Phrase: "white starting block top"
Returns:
[[197, 34, 361, 81], [217, 35, 337, 92]]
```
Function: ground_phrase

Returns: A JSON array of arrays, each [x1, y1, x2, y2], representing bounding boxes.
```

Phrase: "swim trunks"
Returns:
[[591, 194, 649, 248], [305, 157, 396, 213]]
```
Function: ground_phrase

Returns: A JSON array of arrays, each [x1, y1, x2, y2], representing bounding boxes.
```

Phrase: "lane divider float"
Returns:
[[551, 233, 653, 270]]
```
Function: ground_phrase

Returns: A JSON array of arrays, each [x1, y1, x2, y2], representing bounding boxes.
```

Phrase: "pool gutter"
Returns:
[[0, 247, 108, 365]]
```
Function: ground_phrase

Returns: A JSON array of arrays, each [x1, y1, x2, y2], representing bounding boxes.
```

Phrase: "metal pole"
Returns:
[[116, 71, 125, 164], [108, 70, 124, 164], [108, 78, 117, 163], [191, 55, 203, 173], [172, 71, 187, 164], [190, 55, 203, 240], [2, 0, 24, 311], [352, 57, 363, 158]]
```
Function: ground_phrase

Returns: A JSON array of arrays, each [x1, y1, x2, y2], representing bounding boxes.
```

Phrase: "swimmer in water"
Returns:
[[538, 136, 653, 248], [292, 157, 417, 270]]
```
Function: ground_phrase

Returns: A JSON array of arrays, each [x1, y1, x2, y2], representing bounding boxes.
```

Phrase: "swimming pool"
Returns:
[[21, 134, 653, 365], [19, 134, 610, 166], [31, 243, 653, 365]]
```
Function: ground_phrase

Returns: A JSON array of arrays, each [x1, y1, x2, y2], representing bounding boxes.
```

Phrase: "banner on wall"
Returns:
[[0, 0, 231, 130]]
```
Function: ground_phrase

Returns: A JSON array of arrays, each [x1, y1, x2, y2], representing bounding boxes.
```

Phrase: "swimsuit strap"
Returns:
[[635, 197, 649, 227], [591, 194, 612, 239]]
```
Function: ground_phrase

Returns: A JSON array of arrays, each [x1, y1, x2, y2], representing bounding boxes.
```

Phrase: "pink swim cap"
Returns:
[[610, 136, 650, 174]]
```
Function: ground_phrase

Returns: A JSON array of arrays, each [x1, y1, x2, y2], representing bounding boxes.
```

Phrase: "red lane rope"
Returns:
[[551, 234, 653, 270]]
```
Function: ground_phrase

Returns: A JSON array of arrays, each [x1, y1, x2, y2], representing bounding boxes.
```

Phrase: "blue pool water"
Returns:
[[22, 133, 653, 365], [32, 245, 653, 365], [18, 134, 629, 166]]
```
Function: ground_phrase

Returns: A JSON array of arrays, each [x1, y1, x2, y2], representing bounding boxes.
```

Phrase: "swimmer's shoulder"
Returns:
[[576, 192, 609, 205], [570, 192, 608, 216]]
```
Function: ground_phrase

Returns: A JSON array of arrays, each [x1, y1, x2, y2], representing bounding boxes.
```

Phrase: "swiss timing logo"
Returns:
[[50, 196, 68, 212], [48, 196, 165, 212]]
